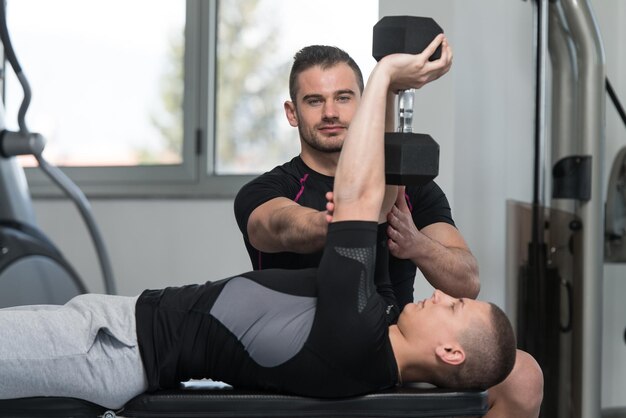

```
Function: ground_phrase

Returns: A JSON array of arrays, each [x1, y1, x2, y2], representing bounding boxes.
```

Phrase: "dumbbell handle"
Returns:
[[397, 89, 414, 133]]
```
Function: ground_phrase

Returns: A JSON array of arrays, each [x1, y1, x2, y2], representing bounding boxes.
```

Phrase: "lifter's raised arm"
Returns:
[[331, 34, 452, 223]]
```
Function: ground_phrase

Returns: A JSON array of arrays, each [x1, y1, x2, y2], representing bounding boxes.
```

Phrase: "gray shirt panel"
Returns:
[[209, 276, 316, 367]]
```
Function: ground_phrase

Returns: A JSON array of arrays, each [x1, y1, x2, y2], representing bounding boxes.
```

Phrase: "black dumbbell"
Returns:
[[373, 16, 443, 61], [372, 16, 442, 186]]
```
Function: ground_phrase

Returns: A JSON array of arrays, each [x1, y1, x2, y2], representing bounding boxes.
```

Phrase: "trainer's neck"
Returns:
[[299, 150, 340, 177]]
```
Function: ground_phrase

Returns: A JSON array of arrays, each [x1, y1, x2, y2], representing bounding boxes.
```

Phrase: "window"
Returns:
[[213, 0, 378, 175], [2, 0, 378, 197]]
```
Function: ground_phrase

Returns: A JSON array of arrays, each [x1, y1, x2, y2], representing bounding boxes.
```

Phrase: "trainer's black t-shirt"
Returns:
[[136, 221, 399, 397], [234, 156, 455, 308]]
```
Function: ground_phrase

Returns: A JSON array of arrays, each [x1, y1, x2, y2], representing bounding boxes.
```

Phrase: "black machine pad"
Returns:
[[0, 381, 488, 418]]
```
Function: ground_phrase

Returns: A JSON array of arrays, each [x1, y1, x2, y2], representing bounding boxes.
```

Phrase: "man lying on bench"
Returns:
[[0, 34, 516, 412]]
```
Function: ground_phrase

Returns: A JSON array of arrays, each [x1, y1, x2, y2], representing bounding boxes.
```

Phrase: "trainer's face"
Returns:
[[284, 63, 361, 154], [398, 289, 491, 345]]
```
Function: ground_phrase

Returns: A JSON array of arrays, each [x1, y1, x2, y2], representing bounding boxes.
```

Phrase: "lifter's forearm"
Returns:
[[332, 65, 390, 222]]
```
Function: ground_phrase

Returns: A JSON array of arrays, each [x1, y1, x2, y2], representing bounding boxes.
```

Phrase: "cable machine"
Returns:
[[509, 0, 626, 416], [0, 0, 115, 307]]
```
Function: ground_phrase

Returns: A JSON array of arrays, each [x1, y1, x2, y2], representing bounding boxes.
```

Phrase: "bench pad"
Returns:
[[120, 381, 488, 418], [0, 381, 488, 418]]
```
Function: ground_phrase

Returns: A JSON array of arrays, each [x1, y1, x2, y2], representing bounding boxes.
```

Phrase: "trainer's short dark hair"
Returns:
[[288, 45, 364, 103]]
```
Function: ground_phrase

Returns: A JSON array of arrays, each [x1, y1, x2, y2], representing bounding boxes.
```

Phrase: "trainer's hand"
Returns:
[[325, 191, 335, 223], [387, 187, 421, 260], [383, 34, 453, 93]]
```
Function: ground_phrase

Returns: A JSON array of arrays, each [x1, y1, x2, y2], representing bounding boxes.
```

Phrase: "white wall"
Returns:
[[33, 199, 250, 296], [31, 0, 625, 410]]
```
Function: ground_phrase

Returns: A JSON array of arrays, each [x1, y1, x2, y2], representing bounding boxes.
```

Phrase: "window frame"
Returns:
[[17, 0, 255, 199]]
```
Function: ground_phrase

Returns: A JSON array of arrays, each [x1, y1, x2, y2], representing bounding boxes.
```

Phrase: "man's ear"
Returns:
[[435, 344, 466, 366], [284, 101, 299, 127]]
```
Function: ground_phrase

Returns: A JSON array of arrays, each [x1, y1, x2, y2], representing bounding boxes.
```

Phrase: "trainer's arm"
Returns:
[[387, 191, 480, 298], [418, 222, 480, 298], [247, 198, 328, 253]]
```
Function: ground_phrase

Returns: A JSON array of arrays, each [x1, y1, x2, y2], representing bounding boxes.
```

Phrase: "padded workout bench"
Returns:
[[0, 380, 488, 418]]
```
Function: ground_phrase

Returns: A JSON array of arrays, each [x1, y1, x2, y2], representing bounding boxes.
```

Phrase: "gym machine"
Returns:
[[0, 0, 115, 307], [508, 0, 626, 417]]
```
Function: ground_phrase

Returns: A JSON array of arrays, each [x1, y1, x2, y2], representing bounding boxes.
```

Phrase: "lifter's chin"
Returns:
[[399, 302, 420, 317]]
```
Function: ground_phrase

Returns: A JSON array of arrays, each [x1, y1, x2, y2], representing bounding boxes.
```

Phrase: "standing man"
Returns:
[[234, 44, 478, 308], [234, 42, 543, 417]]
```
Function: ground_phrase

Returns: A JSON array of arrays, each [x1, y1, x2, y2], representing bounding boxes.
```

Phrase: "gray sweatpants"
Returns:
[[0, 294, 148, 409]]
